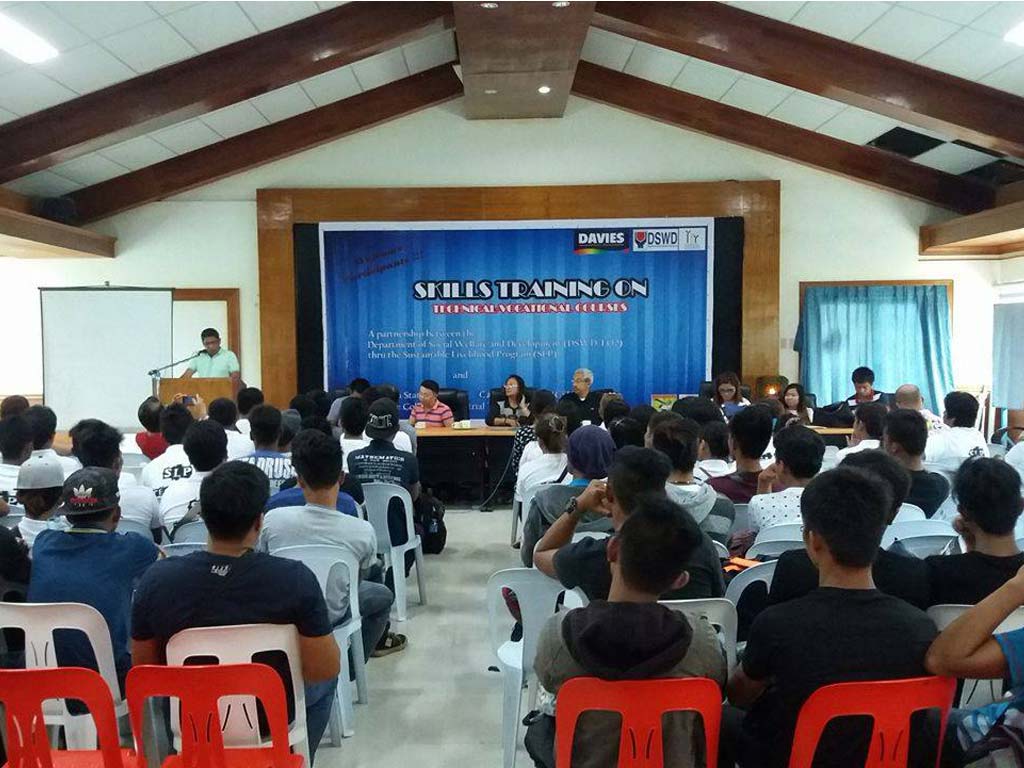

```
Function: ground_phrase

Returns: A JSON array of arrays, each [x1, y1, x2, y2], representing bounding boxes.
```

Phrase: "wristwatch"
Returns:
[[564, 497, 580, 520]]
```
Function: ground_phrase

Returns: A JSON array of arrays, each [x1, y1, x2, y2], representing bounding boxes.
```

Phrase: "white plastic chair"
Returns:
[[661, 597, 738, 671], [273, 544, 368, 742], [725, 560, 778, 606], [121, 453, 150, 479], [486, 568, 566, 768], [161, 542, 205, 557], [747, 523, 804, 559], [881, 519, 957, 556], [713, 540, 730, 559], [928, 604, 1024, 708], [989, 442, 1008, 459], [116, 518, 154, 538], [165, 623, 311, 764], [362, 482, 427, 621], [171, 519, 208, 544], [0, 602, 127, 748], [0, 513, 24, 530], [509, 498, 522, 546], [571, 531, 611, 544], [892, 503, 927, 523], [933, 495, 958, 523]]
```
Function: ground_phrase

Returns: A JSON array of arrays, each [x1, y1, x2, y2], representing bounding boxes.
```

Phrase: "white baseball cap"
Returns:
[[16, 454, 65, 491]]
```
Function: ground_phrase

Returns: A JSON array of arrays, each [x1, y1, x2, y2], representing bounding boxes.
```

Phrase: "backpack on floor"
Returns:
[[414, 492, 447, 555]]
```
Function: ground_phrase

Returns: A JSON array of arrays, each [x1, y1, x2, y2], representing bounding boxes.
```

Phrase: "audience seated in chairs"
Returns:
[[30, 467, 160, 689], [362, 386, 415, 454], [326, 377, 370, 432], [339, 397, 371, 472], [239, 405, 294, 495], [0, 415, 33, 514], [926, 457, 1024, 606], [207, 397, 255, 460], [134, 396, 169, 460], [649, 414, 735, 544], [598, 393, 629, 429], [746, 425, 825, 534], [234, 386, 264, 438], [525, 495, 727, 768], [140, 403, 195, 499], [160, 420, 228, 531], [695, 421, 734, 481], [721, 466, 937, 768], [894, 383, 945, 431], [515, 413, 570, 510], [533, 446, 724, 602], [260, 429, 405, 658], [519, 426, 615, 566], [130, 460, 341, 761], [14, 453, 68, 552], [25, 405, 80, 477], [925, 390, 989, 475], [884, 409, 950, 518], [708, 405, 773, 504], [768, 450, 930, 609], [607, 416, 644, 449], [835, 400, 887, 462], [516, 391, 563, 470]]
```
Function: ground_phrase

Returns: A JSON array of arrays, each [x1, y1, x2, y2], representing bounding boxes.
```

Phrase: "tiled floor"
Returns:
[[315, 506, 521, 768]]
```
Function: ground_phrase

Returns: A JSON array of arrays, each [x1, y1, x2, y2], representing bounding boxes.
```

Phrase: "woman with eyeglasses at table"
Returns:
[[487, 374, 531, 427]]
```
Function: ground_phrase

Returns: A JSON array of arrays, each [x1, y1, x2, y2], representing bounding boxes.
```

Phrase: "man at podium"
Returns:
[[181, 328, 240, 385]]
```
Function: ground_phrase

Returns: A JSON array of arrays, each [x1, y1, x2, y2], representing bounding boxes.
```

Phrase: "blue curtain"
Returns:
[[993, 303, 1024, 409], [795, 284, 954, 412]]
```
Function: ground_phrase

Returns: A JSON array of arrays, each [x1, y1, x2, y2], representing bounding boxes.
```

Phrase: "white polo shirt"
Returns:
[[925, 427, 989, 475]]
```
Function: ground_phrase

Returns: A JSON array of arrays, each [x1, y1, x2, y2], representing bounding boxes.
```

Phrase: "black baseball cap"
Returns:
[[62, 467, 120, 516], [365, 399, 400, 439]]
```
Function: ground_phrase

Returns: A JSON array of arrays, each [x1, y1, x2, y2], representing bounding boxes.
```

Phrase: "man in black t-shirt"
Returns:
[[769, 449, 930, 609], [723, 467, 936, 768], [927, 457, 1024, 605], [883, 409, 949, 517], [532, 447, 724, 601], [131, 462, 341, 762], [557, 368, 603, 426]]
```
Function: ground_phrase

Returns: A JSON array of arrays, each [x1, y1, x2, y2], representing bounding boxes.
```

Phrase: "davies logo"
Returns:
[[633, 228, 680, 251], [574, 229, 629, 253]]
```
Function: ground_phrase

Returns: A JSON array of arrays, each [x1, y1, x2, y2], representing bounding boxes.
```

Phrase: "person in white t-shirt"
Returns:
[[893, 384, 945, 431], [72, 418, 163, 533], [339, 398, 371, 471], [207, 397, 255, 460], [25, 405, 80, 478], [925, 390, 988, 475], [160, 421, 227, 531], [695, 421, 735, 481], [0, 415, 33, 515], [747, 424, 826, 533], [14, 453, 68, 552], [140, 404, 195, 499], [834, 401, 887, 462], [235, 387, 264, 439], [516, 413, 571, 512]]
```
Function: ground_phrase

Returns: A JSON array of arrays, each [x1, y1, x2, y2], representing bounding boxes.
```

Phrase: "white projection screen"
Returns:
[[41, 288, 173, 430]]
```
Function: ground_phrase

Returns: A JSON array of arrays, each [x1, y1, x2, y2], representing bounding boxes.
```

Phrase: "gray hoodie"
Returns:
[[666, 482, 735, 544]]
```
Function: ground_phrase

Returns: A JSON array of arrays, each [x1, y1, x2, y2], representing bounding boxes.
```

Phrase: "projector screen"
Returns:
[[41, 288, 173, 431]]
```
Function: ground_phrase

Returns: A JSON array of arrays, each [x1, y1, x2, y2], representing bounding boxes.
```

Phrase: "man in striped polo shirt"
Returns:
[[409, 380, 454, 428]]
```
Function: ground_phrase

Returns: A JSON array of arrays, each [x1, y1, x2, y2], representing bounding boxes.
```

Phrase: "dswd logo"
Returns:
[[632, 228, 679, 251]]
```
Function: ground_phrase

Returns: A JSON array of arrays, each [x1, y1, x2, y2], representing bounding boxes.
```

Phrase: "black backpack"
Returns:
[[413, 492, 447, 555]]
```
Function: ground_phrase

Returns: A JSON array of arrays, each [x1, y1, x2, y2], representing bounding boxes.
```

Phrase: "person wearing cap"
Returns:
[[14, 453, 69, 552], [519, 425, 616, 566], [239, 405, 295, 495], [28, 467, 160, 685], [408, 379, 454, 428], [348, 399, 420, 576]]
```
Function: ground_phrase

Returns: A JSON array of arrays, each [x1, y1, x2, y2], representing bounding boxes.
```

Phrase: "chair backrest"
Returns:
[[889, 534, 959, 558], [121, 453, 150, 470], [788, 676, 955, 768], [660, 598, 738, 671], [162, 542, 206, 557], [927, 604, 1024, 708], [880, 520, 956, 549], [892, 503, 926, 523], [754, 523, 804, 543], [362, 482, 415, 551], [165, 623, 306, 747], [747, 536, 804, 559], [0, 602, 122, 702], [128, 663, 295, 768], [273, 544, 361, 622], [116, 518, 153, 538], [713, 540, 730, 560], [555, 677, 722, 768], [0, 667, 126, 768], [172, 519, 209, 544], [486, 568, 566, 677], [437, 388, 469, 421], [724, 560, 778, 606]]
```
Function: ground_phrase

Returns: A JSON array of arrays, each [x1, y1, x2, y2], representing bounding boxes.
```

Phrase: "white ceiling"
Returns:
[[1, 1, 1023, 198]]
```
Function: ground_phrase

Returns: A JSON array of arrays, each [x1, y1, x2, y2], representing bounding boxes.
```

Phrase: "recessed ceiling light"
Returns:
[[1006, 19, 1024, 47], [484, 89, 498, 95], [552, 1, 571, 6], [0, 12, 58, 63], [537, 85, 552, 94], [480, 2, 499, 8]]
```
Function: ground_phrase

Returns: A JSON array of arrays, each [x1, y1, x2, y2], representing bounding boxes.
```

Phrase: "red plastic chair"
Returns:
[[0, 667, 138, 767], [788, 676, 957, 768], [555, 677, 722, 768], [126, 663, 302, 768]]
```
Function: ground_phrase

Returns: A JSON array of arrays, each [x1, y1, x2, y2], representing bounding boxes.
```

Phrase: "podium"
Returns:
[[157, 377, 235, 405]]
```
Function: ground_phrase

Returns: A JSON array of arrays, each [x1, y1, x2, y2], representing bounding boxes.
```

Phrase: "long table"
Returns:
[[412, 420, 518, 504]]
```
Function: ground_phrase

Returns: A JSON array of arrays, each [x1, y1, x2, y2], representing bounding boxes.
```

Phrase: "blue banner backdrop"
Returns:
[[320, 219, 714, 416]]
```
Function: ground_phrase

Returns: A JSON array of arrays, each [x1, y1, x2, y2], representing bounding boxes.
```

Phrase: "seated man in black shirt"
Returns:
[[927, 457, 1024, 606], [557, 368, 603, 426], [723, 466, 937, 768], [532, 446, 724, 601], [768, 449, 930, 609], [883, 409, 950, 518], [131, 462, 341, 762]]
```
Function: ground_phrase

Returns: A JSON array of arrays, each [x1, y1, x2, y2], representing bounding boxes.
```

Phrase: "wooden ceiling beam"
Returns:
[[571, 62, 994, 214], [593, 1, 1024, 159], [69, 65, 464, 223], [0, 188, 31, 214], [920, 200, 1024, 259], [0, 2, 453, 183], [0, 207, 115, 259]]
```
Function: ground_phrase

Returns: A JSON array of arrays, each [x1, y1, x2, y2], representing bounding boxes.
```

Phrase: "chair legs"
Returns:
[[391, 543, 428, 622], [350, 632, 368, 705], [501, 665, 524, 768], [414, 546, 427, 606], [510, 501, 521, 546]]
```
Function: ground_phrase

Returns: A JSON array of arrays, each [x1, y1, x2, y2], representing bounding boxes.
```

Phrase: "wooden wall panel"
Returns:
[[257, 182, 780, 406], [171, 288, 242, 366]]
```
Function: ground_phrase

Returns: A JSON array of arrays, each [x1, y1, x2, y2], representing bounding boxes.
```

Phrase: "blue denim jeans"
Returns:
[[304, 677, 337, 764]]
